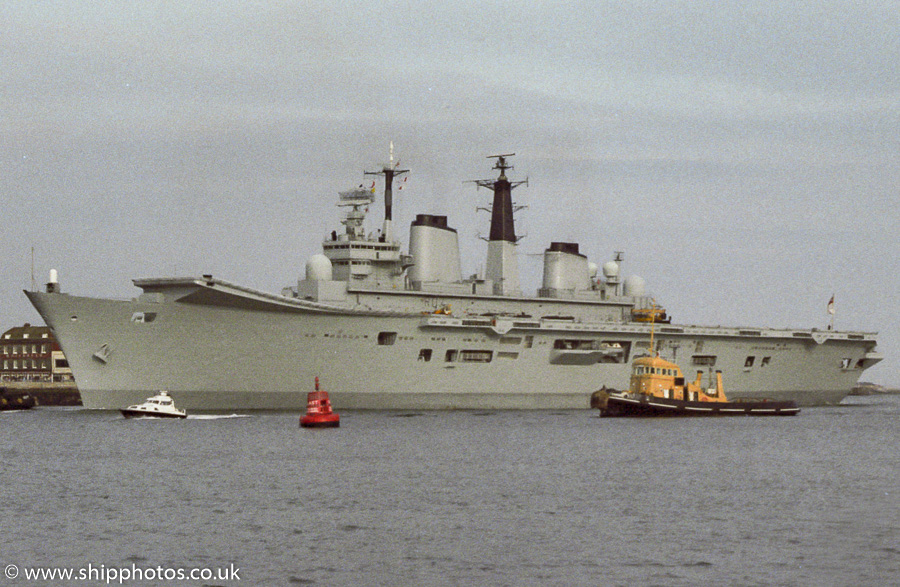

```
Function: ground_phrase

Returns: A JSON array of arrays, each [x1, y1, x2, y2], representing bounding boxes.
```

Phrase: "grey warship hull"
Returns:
[[26, 153, 882, 410], [25, 279, 880, 410]]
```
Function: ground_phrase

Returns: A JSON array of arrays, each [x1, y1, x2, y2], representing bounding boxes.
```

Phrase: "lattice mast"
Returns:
[[475, 154, 527, 296], [365, 141, 409, 242]]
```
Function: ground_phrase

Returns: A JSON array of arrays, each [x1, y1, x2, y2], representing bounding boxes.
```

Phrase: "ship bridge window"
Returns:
[[745, 356, 755, 368], [377, 332, 397, 346], [761, 356, 771, 367], [841, 358, 851, 369], [418, 349, 432, 362]]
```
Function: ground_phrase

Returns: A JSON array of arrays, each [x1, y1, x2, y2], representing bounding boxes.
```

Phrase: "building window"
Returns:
[[692, 355, 717, 366]]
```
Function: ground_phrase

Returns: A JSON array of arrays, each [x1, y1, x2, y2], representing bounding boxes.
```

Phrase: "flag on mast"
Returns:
[[827, 295, 835, 315]]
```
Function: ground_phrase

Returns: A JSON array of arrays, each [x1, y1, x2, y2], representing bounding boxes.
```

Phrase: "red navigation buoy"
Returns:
[[300, 377, 340, 428]]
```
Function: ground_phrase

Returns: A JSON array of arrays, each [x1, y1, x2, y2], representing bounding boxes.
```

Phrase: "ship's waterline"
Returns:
[[76, 388, 850, 411], [25, 153, 881, 409]]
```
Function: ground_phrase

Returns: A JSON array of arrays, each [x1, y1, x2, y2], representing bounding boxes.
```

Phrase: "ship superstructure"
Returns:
[[25, 152, 882, 410]]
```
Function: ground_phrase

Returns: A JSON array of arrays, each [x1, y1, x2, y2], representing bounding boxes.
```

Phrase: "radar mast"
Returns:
[[365, 141, 409, 242]]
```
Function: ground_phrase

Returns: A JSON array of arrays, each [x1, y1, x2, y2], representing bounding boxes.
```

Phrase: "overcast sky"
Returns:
[[2, 1, 898, 385]]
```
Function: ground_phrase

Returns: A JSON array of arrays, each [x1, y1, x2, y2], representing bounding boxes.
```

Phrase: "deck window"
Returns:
[[131, 312, 158, 324], [692, 355, 717, 366], [418, 349, 432, 362], [460, 350, 493, 363], [377, 332, 397, 346], [745, 356, 755, 368]]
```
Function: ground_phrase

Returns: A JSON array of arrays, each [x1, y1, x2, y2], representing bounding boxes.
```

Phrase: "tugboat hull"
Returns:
[[0, 387, 36, 411], [594, 390, 800, 417]]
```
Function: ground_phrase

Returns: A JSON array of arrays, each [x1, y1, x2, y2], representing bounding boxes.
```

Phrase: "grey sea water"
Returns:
[[1, 395, 898, 586]]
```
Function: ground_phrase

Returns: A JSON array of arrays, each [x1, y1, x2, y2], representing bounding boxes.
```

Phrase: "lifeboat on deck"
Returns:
[[631, 306, 671, 323]]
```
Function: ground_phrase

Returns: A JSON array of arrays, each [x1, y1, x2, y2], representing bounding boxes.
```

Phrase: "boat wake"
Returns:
[[186, 414, 251, 420]]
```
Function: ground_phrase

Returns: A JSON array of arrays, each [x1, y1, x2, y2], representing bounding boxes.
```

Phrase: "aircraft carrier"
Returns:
[[25, 152, 882, 409]]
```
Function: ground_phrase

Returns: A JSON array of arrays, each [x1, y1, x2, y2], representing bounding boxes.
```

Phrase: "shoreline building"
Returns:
[[1, 324, 73, 384]]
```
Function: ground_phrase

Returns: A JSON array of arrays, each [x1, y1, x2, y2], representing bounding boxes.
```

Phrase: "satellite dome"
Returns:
[[305, 254, 333, 281], [602, 261, 619, 279], [623, 275, 646, 297], [588, 262, 599, 279]]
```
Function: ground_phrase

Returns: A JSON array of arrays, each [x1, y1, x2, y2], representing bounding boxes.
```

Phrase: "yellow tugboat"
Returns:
[[592, 305, 800, 417]]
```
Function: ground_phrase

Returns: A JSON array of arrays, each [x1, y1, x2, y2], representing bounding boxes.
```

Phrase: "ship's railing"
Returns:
[[419, 314, 878, 341]]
